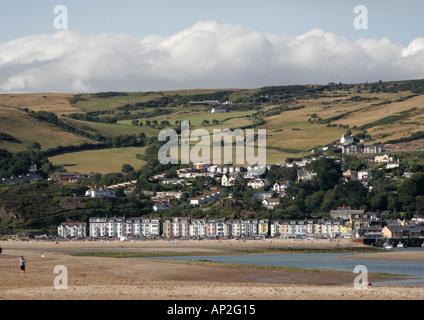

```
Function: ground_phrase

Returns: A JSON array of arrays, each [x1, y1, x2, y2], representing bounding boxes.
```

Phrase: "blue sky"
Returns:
[[1, 0, 422, 46], [1, 0, 424, 93]]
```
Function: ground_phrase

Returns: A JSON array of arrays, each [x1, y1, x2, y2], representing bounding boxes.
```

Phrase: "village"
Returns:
[[53, 132, 424, 246]]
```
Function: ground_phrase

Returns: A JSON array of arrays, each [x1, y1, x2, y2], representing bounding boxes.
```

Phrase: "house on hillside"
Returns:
[[85, 187, 115, 198], [252, 191, 273, 200], [51, 172, 93, 184], [297, 170, 317, 182], [329, 207, 364, 220], [247, 178, 270, 189], [272, 181, 291, 193], [189, 191, 221, 206], [262, 198, 280, 210], [1, 173, 43, 185], [210, 108, 227, 113], [341, 143, 359, 154], [386, 159, 400, 169], [374, 154, 394, 163], [152, 201, 172, 212], [221, 173, 243, 187], [363, 145, 384, 154], [340, 135, 354, 144]]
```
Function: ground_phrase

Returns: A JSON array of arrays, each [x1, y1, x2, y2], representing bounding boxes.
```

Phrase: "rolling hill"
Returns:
[[1, 79, 424, 174]]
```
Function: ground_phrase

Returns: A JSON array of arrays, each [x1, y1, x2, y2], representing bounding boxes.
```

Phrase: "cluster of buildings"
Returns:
[[57, 207, 379, 240], [338, 134, 384, 155], [336, 135, 400, 169], [50, 172, 94, 184], [1, 173, 43, 185]]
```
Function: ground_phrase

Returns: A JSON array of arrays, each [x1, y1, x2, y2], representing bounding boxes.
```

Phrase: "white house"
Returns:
[[189, 191, 221, 206], [358, 169, 372, 180], [210, 108, 227, 113], [221, 173, 243, 187], [374, 154, 394, 163], [272, 181, 291, 193], [340, 135, 354, 144], [247, 178, 270, 189], [58, 222, 87, 239], [85, 187, 115, 198], [262, 198, 280, 209], [152, 201, 172, 211], [386, 159, 400, 169]]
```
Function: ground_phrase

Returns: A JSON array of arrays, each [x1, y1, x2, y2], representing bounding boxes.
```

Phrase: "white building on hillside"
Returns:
[[85, 187, 115, 198]]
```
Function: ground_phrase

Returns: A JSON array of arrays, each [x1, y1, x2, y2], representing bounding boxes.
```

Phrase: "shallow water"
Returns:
[[140, 247, 424, 286]]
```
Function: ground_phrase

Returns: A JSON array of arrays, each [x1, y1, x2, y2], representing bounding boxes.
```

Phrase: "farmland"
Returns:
[[1, 80, 424, 174]]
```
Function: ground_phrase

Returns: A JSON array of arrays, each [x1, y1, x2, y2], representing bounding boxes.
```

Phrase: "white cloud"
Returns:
[[1, 21, 424, 93]]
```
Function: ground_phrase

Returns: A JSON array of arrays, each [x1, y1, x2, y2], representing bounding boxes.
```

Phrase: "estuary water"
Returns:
[[140, 247, 424, 286]]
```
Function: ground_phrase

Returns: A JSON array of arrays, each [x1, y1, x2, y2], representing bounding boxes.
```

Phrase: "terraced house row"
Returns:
[[58, 217, 358, 239]]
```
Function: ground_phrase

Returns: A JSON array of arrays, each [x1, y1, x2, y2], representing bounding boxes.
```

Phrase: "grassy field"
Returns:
[[0, 105, 94, 152], [0, 93, 78, 115], [48, 146, 148, 174]]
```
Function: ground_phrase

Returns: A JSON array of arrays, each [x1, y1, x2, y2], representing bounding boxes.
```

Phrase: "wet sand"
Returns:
[[1, 238, 424, 300]]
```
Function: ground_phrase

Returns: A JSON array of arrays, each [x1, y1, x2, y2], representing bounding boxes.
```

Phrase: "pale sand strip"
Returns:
[[1, 239, 424, 300]]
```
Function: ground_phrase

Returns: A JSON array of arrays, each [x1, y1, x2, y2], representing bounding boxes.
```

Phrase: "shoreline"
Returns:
[[1, 238, 424, 300]]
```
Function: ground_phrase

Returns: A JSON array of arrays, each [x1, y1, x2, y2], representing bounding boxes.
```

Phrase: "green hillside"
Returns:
[[1, 79, 424, 175], [2, 79, 424, 233]]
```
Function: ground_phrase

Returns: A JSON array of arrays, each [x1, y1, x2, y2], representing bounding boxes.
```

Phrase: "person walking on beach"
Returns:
[[19, 256, 26, 276]]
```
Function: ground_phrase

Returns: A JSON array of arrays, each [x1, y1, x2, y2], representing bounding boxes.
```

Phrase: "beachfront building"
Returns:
[[88, 217, 125, 238], [227, 219, 258, 238], [88, 217, 160, 239], [141, 218, 161, 238], [58, 222, 87, 239], [125, 218, 142, 237], [189, 219, 207, 238], [163, 217, 190, 238], [258, 219, 269, 236]]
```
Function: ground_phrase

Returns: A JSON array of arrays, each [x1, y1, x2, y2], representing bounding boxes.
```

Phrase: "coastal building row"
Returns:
[[58, 217, 361, 239]]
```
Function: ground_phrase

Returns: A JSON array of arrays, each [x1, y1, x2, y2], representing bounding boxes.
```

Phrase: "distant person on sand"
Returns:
[[19, 256, 26, 276]]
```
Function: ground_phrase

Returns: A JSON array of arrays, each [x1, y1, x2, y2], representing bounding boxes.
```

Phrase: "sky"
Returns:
[[1, 0, 424, 93]]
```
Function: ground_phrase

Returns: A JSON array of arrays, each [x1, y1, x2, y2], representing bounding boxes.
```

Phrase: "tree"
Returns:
[[122, 164, 134, 173], [397, 172, 424, 212], [27, 142, 42, 152], [308, 158, 342, 191], [334, 180, 368, 209]]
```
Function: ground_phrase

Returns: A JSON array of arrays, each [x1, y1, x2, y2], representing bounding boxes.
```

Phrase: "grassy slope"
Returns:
[[48, 147, 147, 174], [0, 105, 94, 152], [1, 85, 424, 173]]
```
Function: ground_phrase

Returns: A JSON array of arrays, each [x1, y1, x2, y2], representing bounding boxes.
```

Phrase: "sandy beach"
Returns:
[[1, 238, 424, 300]]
